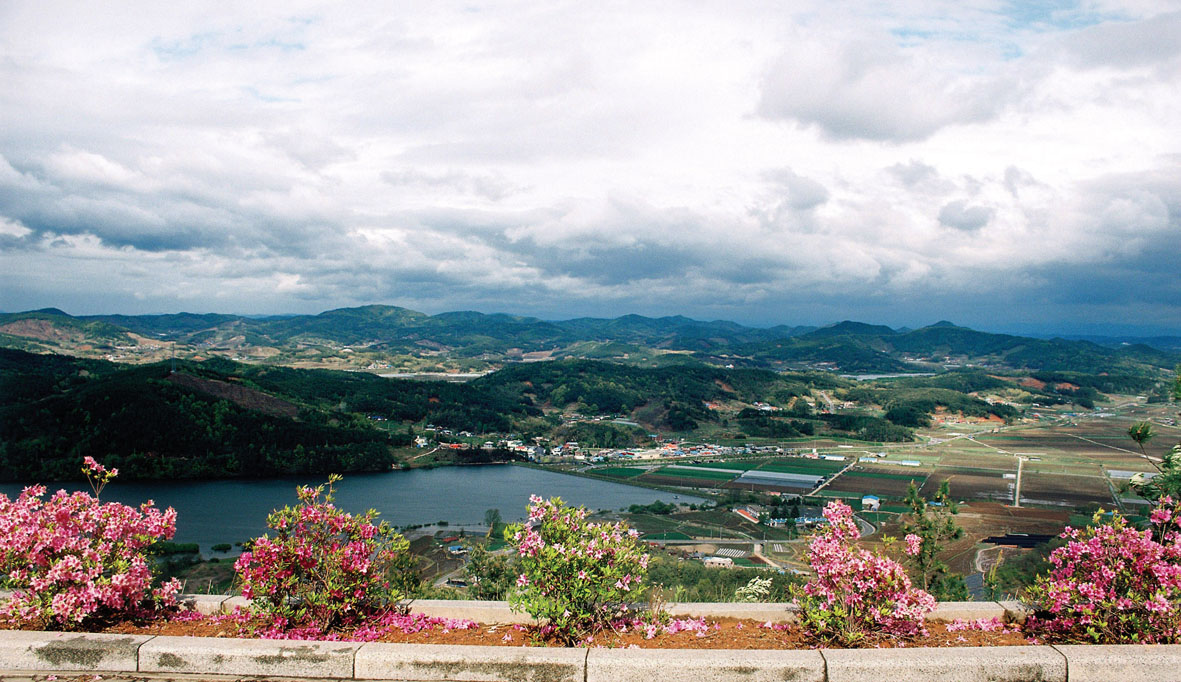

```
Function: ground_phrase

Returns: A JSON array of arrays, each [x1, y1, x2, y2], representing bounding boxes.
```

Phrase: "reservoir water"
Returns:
[[0, 465, 700, 552]]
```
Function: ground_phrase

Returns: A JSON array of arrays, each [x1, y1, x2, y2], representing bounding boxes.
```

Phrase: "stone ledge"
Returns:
[[139, 635, 361, 678], [821, 645, 1067, 682], [586, 647, 824, 682], [407, 598, 1013, 625], [0, 594, 1028, 624], [4, 629, 1181, 681], [355, 642, 585, 681], [1051, 644, 1181, 682], [0, 631, 151, 672]]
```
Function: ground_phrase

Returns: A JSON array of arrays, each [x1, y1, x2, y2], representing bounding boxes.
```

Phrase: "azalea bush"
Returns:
[[791, 500, 935, 646], [505, 495, 649, 644], [0, 457, 181, 628], [1025, 499, 1181, 644], [234, 474, 410, 634]]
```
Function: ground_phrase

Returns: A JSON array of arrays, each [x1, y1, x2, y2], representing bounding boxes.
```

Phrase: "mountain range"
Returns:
[[0, 305, 1176, 375]]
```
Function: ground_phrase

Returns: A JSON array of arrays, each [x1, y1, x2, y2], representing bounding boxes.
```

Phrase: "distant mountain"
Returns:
[[1044, 334, 1181, 354], [802, 321, 898, 338], [0, 305, 1175, 375]]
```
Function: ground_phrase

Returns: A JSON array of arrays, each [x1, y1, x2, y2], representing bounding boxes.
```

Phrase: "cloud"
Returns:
[[938, 200, 993, 231], [758, 32, 1015, 142], [0, 2, 1177, 333], [763, 169, 830, 211], [1060, 11, 1181, 69]]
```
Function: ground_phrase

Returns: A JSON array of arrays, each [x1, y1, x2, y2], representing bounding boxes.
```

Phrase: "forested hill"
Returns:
[[0, 350, 404, 481], [3, 345, 1175, 482], [1, 306, 1176, 375]]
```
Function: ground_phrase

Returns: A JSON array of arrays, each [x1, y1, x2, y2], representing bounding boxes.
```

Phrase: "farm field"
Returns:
[[761, 459, 847, 475], [596, 466, 649, 479], [1019, 471, 1114, 508], [578, 401, 1175, 515], [823, 468, 927, 497]]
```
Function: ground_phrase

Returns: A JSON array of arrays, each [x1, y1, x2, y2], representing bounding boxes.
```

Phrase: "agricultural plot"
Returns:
[[680, 461, 762, 471], [638, 474, 730, 489], [921, 467, 1014, 503], [1019, 472, 1113, 508], [637, 465, 740, 489], [658, 465, 740, 481], [723, 469, 821, 495], [595, 466, 649, 479], [937, 452, 1016, 472], [823, 470, 925, 497], [761, 459, 847, 475]]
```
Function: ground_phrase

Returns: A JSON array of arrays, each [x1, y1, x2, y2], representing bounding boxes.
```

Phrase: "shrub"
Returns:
[[734, 576, 773, 602], [1024, 499, 1181, 643], [791, 500, 934, 646], [505, 495, 649, 644], [234, 474, 410, 634], [0, 457, 181, 628]]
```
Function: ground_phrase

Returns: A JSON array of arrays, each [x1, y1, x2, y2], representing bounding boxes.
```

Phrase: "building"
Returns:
[[703, 556, 734, 569], [862, 495, 880, 511]]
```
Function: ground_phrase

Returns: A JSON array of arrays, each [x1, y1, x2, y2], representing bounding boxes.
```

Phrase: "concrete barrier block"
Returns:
[[1053, 644, 1181, 682], [928, 601, 1006, 622], [176, 593, 230, 616], [408, 599, 533, 624], [665, 601, 799, 623], [139, 635, 360, 678], [822, 645, 1066, 682], [0, 631, 150, 672], [355, 642, 585, 681], [586, 647, 824, 682], [219, 595, 251, 614]]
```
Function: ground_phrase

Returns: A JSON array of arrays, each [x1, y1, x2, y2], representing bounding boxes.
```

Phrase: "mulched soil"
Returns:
[[5, 614, 1030, 650]]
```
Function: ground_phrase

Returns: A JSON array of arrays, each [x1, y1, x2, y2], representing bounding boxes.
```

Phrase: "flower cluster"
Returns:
[[791, 501, 935, 646], [1024, 499, 1181, 644], [505, 495, 650, 644], [946, 617, 1013, 633], [0, 459, 180, 628], [234, 475, 410, 634]]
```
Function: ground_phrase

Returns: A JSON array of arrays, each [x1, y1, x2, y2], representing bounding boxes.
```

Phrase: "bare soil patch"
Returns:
[[165, 373, 300, 419], [8, 615, 1030, 650]]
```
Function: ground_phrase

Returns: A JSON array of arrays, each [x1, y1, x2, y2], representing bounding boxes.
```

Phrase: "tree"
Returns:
[[462, 540, 517, 600], [1128, 421, 1158, 470], [484, 508, 502, 537], [901, 481, 967, 600]]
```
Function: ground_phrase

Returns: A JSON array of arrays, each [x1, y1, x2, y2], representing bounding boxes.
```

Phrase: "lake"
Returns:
[[0, 465, 701, 552]]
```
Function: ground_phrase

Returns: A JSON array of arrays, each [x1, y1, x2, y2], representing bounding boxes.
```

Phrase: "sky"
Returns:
[[1, 1, 1178, 335]]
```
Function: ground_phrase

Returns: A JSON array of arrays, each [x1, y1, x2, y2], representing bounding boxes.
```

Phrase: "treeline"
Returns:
[[819, 413, 914, 442], [843, 384, 1018, 427], [473, 360, 842, 432], [209, 359, 538, 433], [645, 555, 798, 602]]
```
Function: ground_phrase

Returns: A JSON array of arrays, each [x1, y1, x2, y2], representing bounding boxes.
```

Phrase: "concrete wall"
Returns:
[[0, 597, 1176, 681], [3, 629, 1180, 681]]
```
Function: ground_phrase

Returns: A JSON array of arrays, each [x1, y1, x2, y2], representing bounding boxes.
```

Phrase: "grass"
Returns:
[[761, 459, 846, 475], [654, 466, 740, 481]]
